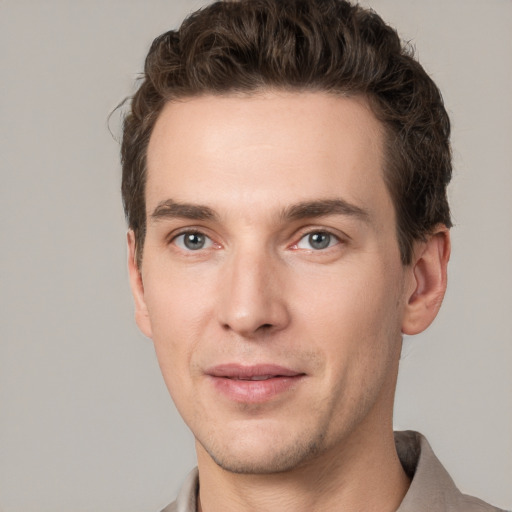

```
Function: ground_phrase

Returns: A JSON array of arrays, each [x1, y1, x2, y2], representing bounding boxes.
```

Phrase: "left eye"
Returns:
[[296, 231, 339, 250], [173, 232, 214, 251]]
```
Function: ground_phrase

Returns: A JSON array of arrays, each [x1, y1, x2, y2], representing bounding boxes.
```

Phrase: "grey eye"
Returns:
[[174, 232, 213, 251], [296, 231, 338, 250], [308, 232, 331, 250], [184, 233, 205, 250]]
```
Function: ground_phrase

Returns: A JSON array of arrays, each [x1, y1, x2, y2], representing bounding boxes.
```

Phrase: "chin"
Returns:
[[198, 427, 326, 474]]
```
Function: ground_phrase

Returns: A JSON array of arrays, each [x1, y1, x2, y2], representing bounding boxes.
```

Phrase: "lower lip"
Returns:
[[209, 375, 304, 403]]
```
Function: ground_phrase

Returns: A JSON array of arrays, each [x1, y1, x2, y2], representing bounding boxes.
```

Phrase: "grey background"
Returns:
[[1, 0, 511, 511]]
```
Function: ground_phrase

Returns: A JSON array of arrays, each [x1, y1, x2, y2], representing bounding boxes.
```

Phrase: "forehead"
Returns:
[[146, 91, 390, 221]]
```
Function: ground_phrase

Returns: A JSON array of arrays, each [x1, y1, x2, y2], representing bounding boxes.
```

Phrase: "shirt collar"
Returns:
[[395, 430, 460, 511], [168, 431, 501, 512]]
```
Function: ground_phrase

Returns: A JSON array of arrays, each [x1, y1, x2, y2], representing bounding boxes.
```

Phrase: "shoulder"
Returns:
[[395, 431, 507, 512], [160, 501, 177, 512], [159, 467, 198, 512], [455, 492, 508, 512]]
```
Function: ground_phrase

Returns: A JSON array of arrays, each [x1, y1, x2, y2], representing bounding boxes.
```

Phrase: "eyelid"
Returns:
[[175, 233, 213, 251], [289, 226, 348, 250], [168, 227, 220, 250], [165, 225, 348, 251]]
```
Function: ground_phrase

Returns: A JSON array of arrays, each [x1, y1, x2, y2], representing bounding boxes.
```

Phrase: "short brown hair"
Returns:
[[121, 0, 452, 266]]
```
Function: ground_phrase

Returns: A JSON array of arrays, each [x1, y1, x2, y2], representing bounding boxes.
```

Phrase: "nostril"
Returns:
[[221, 322, 273, 335]]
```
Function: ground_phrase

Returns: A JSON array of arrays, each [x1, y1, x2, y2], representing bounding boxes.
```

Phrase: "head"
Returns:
[[122, 0, 451, 476], [121, 0, 452, 269]]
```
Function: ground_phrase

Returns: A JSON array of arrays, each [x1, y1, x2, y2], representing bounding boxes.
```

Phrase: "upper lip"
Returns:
[[205, 364, 305, 379]]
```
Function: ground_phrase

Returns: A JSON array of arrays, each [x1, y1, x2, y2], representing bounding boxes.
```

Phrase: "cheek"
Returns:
[[296, 260, 403, 372], [142, 266, 215, 389], [297, 262, 395, 328], [144, 257, 216, 333]]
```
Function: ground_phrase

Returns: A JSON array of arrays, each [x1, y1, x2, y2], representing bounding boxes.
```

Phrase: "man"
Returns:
[[120, 1, 506, 511]]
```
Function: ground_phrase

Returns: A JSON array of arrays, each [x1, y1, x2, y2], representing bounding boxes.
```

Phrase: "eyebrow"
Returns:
[[149, 198, 370, 224], [150, 199, 218, 222], [281, 199, 370, 223]]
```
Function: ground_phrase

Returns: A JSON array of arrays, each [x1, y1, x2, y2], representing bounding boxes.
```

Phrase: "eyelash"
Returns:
[[292, 229, 342, 251], [171, 230, 217, 251], [169, 228, 345, 252]]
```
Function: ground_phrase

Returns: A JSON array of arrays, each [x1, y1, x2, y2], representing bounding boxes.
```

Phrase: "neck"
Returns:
[[196, 422, 410, 512]]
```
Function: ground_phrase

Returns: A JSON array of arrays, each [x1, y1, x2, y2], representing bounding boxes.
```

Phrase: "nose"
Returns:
[[216, 246, 291, 338]]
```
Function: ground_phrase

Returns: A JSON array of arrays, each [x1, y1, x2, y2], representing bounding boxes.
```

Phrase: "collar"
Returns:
[[165, 431, 504, 512]]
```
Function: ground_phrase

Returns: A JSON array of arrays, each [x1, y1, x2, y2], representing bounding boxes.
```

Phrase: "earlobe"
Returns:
[[127, 231, 153, 339], [402, 226, 451, 335]]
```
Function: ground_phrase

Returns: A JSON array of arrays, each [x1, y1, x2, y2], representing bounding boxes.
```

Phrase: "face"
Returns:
[[129, 92, 422, 474]]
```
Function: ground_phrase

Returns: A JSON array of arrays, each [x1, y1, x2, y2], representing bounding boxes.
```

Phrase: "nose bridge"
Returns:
[[217, 240, 289, 337]]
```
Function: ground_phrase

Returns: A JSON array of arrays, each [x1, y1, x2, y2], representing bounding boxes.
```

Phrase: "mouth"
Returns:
[[233, 375, 282, 381], [205, 364, 306, 403]]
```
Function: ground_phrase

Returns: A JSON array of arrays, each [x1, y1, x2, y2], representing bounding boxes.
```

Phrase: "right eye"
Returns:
[[173, 231, 214, 251]]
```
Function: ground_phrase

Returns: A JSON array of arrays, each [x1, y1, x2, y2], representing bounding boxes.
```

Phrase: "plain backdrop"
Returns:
[[1, 1, 511, 511]]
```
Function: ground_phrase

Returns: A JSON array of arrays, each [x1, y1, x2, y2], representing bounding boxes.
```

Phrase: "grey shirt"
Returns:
[[161, 431, 506, 512]]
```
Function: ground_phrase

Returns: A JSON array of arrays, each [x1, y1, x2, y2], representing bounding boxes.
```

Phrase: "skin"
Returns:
[[128, 91, 450, 512]]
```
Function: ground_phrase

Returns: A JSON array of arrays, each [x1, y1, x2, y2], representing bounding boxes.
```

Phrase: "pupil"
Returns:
[[309, 232, 330, 250], [184, 233, 205, 250]]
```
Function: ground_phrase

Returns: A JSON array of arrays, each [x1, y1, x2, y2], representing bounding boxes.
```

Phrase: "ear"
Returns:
[[402, 225, 451, 335], [127, 230, 153, 339]]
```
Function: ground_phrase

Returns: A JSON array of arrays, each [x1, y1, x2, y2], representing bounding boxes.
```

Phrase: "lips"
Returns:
[[205, 364, 305, 403]]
